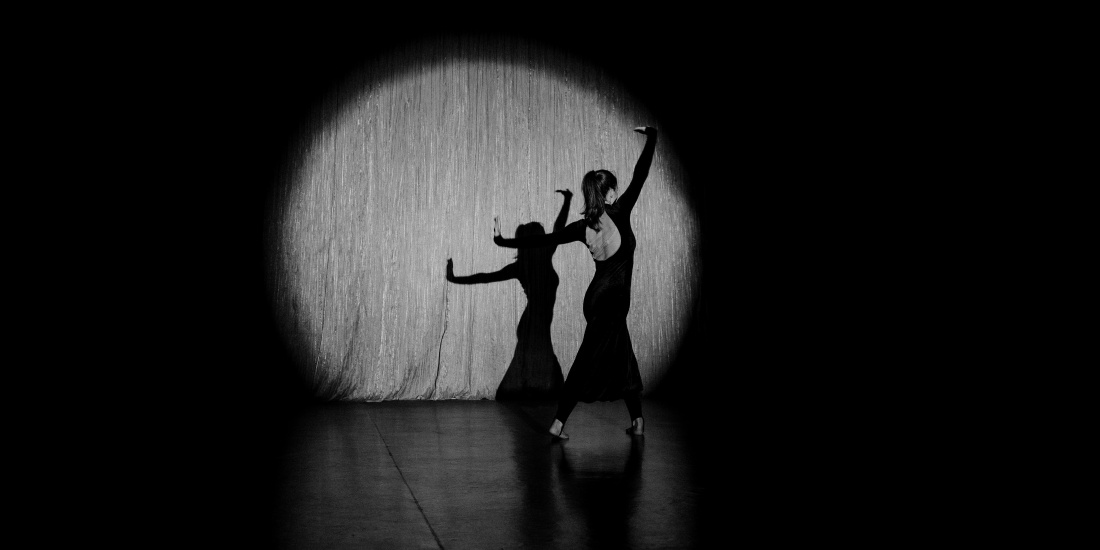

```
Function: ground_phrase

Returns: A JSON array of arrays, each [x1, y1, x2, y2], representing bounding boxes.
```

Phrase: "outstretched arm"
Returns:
[[616, 126, 658, 214], [493, 214, 583, 249], [446, 258, 516, 284]]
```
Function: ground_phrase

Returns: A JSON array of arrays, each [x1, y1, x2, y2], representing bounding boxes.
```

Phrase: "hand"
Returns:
[[492, 216, 501, 238], [446, 258, 455, 281], [633, 126, 657, 136], [555, 189, 573, 199]]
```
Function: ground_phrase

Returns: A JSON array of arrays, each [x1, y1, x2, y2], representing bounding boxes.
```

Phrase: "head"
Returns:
[[580, 169, 618, 229], [514, 222, 546, 240], [514, 222, 549, 262]]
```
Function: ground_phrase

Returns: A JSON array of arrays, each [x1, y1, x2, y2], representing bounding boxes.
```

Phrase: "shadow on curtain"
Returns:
[[447, 191, 575, 399]]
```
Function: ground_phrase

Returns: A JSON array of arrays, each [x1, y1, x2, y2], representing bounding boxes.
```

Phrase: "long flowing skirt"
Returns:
[[564, 269, 643, 402]]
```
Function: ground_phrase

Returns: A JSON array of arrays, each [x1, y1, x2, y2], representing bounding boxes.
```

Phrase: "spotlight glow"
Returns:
[[266, 37, 701, 400]]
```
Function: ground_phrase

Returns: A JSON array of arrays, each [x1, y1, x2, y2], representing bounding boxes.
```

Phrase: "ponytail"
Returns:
[[580, 170, 618, 230]]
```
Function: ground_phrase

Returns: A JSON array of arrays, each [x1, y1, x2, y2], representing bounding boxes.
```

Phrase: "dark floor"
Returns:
[[272, 399, 712, 549]]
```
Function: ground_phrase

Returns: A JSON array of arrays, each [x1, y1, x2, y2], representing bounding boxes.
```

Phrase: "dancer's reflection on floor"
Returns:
[[550, 437, 645, 548]]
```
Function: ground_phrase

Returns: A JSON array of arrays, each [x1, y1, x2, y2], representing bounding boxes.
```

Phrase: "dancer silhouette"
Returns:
[[447, 191, 575, 399], [494, 126, 658, 439]]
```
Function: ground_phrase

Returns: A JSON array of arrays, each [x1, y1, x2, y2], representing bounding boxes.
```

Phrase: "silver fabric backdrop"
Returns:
[[266, 36, 701, 400]]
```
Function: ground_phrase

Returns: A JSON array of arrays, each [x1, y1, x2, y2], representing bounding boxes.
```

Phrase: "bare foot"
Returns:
[[549, 419, 569, 440], [625, 417, 644, 436]]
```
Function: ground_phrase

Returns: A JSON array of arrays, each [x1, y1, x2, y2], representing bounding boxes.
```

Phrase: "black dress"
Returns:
[[496, 133, 656, 403]]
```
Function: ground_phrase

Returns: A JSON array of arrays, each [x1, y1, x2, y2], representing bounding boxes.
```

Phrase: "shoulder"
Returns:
[[609, 206, 630, 223], [552, 219, 585, 242]]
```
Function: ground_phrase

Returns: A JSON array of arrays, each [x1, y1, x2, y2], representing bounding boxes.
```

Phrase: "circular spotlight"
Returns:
[[265, 35, 701, 401]]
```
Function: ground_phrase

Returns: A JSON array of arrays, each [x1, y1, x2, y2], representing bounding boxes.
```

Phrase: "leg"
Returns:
[[550, 397, 578, 439], [624, 391, 644, 435]]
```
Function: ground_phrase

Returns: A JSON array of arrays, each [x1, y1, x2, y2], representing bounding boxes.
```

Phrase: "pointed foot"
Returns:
[[549, 419, 569, 440]]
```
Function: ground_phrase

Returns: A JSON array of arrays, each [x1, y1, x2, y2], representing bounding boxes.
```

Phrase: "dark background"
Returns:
[[111, 15, 944, 547]]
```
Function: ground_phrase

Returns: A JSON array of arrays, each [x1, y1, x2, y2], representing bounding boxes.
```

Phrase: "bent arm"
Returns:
[[553, 190, 574, 232], [617, 127, 658, 213], [494, 220, 584, 249]]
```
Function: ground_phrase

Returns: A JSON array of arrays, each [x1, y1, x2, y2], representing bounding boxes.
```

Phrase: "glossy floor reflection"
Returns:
[[274, 400, 708, 549]]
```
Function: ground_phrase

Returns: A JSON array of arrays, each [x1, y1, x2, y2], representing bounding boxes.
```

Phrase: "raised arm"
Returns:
[[446, 258, 517, 284], [616, 126, 658, 214], [553, 189, 573, 232]]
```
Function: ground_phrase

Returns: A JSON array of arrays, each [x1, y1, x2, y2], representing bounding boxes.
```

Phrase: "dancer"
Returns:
[[494, 125, 657, 439]]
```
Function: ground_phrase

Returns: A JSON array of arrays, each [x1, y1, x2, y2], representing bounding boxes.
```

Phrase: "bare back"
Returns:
[[584, 212, 622, 261]]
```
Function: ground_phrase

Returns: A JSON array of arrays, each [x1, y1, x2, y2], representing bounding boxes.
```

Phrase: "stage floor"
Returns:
[[272, 399, 712, 549]]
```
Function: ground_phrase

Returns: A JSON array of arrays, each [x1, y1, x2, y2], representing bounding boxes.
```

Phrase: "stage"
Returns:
[[272, 399, 712, 548]]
